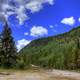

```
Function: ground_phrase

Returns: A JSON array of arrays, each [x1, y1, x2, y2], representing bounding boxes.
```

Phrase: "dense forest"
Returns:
[[19, 26, 80, 70], [0, 22, 80, 70]]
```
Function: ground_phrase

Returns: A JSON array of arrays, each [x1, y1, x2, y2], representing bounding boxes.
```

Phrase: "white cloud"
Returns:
[[16, 6, 28, 25], [0, 0, 54, 25], [26, 1, 43, 13], [49, 25, 57, 32], [17, 39, 31, 51], [61, 17, 75, 26], [26, 0, 54, 13], [49, 25, 54, 28], [24, 32, 29, 36], [79, 18, 80, 22], [30, 26, 48, 37]]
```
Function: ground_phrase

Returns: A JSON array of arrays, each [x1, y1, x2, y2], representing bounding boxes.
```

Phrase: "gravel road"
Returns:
[[0, 69, 80, 80]]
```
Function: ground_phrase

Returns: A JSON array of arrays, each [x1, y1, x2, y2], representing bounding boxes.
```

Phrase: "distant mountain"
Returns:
[[19, 26, 80, 70]]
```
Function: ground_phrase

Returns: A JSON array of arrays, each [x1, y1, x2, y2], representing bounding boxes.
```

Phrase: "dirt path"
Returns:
[[0, 69, 80, 80], [46, 69, 80, 80]]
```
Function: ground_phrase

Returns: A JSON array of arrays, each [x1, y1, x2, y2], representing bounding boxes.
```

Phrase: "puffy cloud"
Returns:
[[61, 17, 75, 26], [49, 25, 57, 32], [0, 0, 54, 25], [24, 32, 29, 36], [79, 18, 80, 22], [30, 26, 48, 37], [49, 25, 54, 28], [16, 6, 28, 25], [26, 0, 54, 13], [17, 39, 31, 51]]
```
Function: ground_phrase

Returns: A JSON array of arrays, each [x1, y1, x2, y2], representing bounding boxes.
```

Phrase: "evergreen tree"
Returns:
[[0, 34, 2, 66], [1, 22, 17, 68]]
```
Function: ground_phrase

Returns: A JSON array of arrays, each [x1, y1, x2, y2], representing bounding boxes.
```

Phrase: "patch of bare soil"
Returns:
[[0, 69, 80, 80], [46, 69, 80, 80]]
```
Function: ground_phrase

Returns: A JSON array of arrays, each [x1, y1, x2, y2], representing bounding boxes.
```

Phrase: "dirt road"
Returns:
[[0, 69, 80, 80]]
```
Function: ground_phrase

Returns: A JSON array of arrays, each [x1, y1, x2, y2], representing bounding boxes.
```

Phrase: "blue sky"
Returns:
[[0, 0, 80, 50]]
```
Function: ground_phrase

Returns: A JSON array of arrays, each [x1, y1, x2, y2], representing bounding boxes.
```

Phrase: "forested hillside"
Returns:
[[19, 26, 80, 70]]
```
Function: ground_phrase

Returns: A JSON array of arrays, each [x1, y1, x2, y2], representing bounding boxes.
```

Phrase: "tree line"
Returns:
[[19, 27, 80, 70]]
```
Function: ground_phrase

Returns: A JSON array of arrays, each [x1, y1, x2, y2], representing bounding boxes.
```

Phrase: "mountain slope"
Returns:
[[19, 26, 80, 70]]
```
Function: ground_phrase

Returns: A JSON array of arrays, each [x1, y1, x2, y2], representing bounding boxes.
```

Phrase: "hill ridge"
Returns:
[[19, 26, 80, 70]]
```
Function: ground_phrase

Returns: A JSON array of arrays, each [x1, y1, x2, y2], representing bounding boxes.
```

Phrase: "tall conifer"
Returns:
[[1, 22, 17, 68]]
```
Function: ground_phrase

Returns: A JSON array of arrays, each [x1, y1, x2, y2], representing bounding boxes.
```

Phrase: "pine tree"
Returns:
[[0, 34, 2, 66], [1, 22, 17, 68]]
